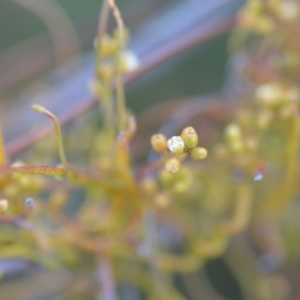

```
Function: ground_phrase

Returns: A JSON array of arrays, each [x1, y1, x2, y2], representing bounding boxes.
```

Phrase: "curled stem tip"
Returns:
[[32, 104, 68, 173]]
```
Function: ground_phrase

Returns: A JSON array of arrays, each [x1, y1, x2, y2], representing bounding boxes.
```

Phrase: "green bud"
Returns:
[[190, 147, 208, 160], [165, 158, 181, 173], [181, 126, 196, 139], [97, 63, 115, 82], [225, 123, 242, 141], [184, 132, 198, 149], [97, 35, 119, 57], [151, 134, 167, 153]]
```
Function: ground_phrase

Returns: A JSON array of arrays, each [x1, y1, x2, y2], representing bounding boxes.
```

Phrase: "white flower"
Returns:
[[167, 136, 185, 154]]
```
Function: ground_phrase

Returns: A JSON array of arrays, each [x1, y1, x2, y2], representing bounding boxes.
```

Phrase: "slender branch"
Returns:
[[32, 104, 68, 172], [107, 0, 124, 34], [98, 0, 110, 41]]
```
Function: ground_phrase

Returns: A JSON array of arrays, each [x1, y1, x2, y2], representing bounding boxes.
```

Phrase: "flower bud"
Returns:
[[97, 63, 115, 82], [184, 133, 198, 149], [0, 199, 8, 214], [97, 35, 119, 57], [190, 147, 208, 160], [167, 136, 185, 154], [181, 126, 196, 139], [151, 134, 167, 153], [181, 126, 198, 148], [225, 123, 242, 141], [165, 158, 181, 173]]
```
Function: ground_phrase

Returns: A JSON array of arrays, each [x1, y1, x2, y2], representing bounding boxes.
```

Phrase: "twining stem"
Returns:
[[32, 105, 68, 173], [107, 0, 124, 34], [116, 68, 126, 132], [220, 182, 253, 235], [97, 0, 110, 41], [0, 120, 6, 166], [107, 0, 126, 132]]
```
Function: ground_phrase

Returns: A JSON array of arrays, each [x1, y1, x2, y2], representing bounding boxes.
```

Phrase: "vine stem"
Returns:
[[107, 0, 126, 132], [107, 0, 124, 34], [32, 104, 68, 173], [97, 0, 110, 41]]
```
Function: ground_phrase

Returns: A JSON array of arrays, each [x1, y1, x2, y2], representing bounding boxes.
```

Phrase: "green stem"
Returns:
[[32, 105, 68, 174], [116, 55, 126, 133]]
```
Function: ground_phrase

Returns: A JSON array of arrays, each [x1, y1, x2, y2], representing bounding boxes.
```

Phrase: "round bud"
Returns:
[[181, 126, 196, 139], [0, 199, 8, 214], [97, 63, 115, 82], [165, 158, 181, 173], [167, 136, 185, 154], [190, 147, 208, 160], [150, 134, 167, 153], [184, 132, 198, 149], [225, 123, 242, 141], [98, 35, 119, 57]]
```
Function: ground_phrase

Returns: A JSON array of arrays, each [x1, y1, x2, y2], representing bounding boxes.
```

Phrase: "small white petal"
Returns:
[[167, 136, 185, 154]]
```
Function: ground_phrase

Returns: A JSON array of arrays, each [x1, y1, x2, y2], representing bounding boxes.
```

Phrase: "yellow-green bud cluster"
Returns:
[[181, 127, 207, 160], [151, 127, 208, 162], [159, 167, 194, 196]]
